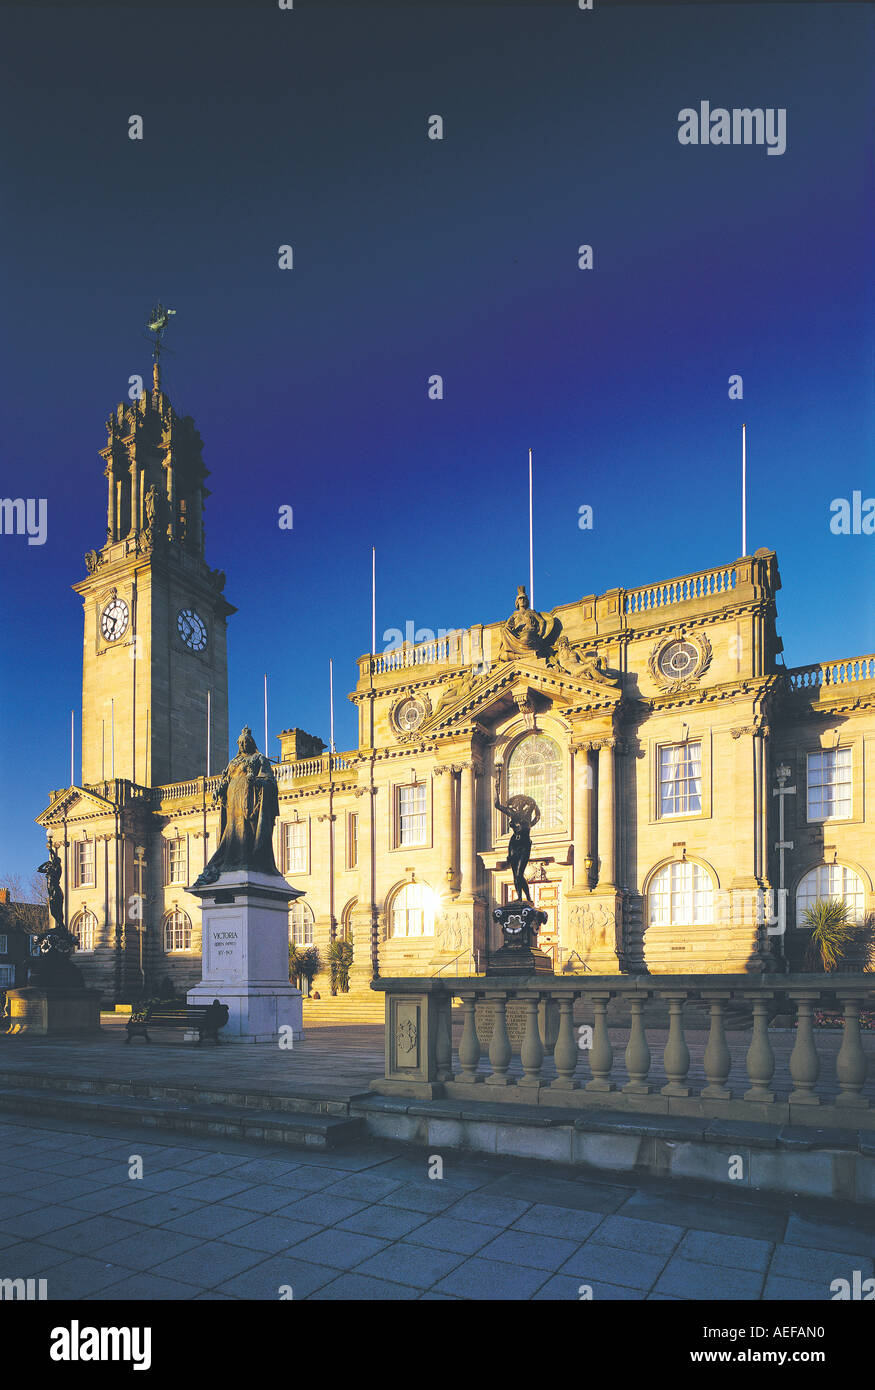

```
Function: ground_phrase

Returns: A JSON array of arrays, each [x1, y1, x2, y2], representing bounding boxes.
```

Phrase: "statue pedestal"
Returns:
[[4, 986, 101, 1036], [187, 870, 304, 1044], [487, 900, 554, 975]]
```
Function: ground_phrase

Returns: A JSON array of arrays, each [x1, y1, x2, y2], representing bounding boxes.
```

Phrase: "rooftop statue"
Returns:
[[194, 727, 281, 886], [499, 585, 559, 660]]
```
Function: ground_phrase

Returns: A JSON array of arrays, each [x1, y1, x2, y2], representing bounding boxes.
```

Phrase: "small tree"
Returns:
[[328, 936, 354, 994], [803, 898, 856, 973]]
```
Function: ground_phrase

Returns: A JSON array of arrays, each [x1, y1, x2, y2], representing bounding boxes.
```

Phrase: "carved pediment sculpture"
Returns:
[[549, 635, 621, 686], [498, 585, 559, 660]]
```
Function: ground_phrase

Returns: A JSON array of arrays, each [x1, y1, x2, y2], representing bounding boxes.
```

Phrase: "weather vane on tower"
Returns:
[[145, 303, 176, 365]]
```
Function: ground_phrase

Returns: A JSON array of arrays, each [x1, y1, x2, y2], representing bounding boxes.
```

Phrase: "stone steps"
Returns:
[[0, 1072, 366, 1149]]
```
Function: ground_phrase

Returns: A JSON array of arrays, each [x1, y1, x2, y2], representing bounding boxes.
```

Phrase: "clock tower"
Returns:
[[74, 363, 234, 788]]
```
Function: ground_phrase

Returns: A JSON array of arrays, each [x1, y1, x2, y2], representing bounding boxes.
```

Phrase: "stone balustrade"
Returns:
[[623, 565, 737, 615], [787, 655, 875, 690], [371, 973, 875, 1130]]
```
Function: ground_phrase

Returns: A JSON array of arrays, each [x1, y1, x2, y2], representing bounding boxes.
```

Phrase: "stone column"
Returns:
[[459, 761, 478, 897], [128, 463, 139, 538], [106, 464, 117, 541], [349, 784, 377, 989], [434, 765, 457, 894], [572, 743, 593, 888], [596, 739, 616, 890]]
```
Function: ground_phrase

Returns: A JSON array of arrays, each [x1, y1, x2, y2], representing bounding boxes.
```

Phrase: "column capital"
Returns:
[[353, 785, 378, 799]]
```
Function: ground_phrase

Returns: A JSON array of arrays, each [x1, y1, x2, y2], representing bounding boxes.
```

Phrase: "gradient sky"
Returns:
[[1, 1, 873, 878]]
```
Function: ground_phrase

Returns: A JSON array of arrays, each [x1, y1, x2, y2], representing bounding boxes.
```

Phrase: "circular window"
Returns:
[[658, 640, 699, 681]]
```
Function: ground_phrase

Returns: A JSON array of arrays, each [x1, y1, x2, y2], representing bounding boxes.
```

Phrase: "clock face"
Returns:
[[101, 598, 129, 643], [177, 608, 207, 652], [395, 697, 426, 733], [659, 639, 698, 681]]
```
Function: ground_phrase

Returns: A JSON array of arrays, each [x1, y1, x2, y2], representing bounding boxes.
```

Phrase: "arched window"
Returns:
[[290, 900, 315, 945], [648, 861, 715, 926], [163, 908, 193, 952], [795, 864, 866, 925], [390, 882, 436, 938], [507, 734, 563, 830], [72, 910, 98, 952]]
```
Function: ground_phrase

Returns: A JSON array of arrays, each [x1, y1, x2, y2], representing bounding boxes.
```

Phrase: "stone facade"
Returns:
[[36, 382, 875, 1001]]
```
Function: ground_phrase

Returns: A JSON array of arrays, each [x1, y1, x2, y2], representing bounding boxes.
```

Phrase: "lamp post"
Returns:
[[772, 762, 796, 966]]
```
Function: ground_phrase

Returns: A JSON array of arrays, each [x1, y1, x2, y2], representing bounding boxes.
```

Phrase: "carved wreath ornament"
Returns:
[[390, 692, 432, 738], [648, 631, 712, 692]]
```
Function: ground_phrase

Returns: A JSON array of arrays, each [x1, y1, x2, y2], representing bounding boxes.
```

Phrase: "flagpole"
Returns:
[[371, 547, 376, 654], [70, 710, 74, 787], [206, 691, 211, 778], [329, 659, 335, 754], [742, 422, 747, 556], [264, 675, 268, 758], [111, 698, 115, 780], [528, 447, 534, 607]]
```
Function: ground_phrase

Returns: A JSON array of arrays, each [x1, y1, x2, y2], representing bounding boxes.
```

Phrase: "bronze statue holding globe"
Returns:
[[489, 772, 552, 974]]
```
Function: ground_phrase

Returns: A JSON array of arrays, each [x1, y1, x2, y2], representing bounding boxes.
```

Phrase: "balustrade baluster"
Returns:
[[701, 993, 732, 1099], [457, 995, 481, 1083], [435, 993, 453, 1082], [518, 994, 544, 1091], [744, 996, 776, 1103], [585, 993, 614, 1092], [789, 992, 820, 1105], [552, 995, 579, 1090], [836, 994, 870, 1108], [623, 995, 651, 1094], [661, 994, 691, 1096], [485, 994, 513, 1086]]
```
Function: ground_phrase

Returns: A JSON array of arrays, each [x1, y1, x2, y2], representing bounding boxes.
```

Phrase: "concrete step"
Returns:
[[0, 1085, 365, 1149]]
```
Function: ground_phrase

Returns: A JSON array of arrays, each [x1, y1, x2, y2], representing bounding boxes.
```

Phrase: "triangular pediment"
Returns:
[[419, 657, 622, 737], [37, 784, 118, 827]]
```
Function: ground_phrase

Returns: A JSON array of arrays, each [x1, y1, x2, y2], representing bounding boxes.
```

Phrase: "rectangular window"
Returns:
[[0, 965, 14, 986], [0, 935, 7, 955], [397, 784, 427, 846], [807, 748, 852, 821], [659, 742, 702, 817], [282, 821, 308, 874], [167, 838, 187, 884], [75, 839, 95, 888], [30, 936, 41, 957], [347, 813, 358, 870]]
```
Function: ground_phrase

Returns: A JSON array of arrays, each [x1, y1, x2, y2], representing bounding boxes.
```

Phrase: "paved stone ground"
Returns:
[[1, 1108, 873, 1301]]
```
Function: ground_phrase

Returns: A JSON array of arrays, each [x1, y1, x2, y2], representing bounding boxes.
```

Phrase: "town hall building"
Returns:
[[37, 371, 875, 1001]]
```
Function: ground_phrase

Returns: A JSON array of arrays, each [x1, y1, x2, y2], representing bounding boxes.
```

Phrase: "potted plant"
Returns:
[[289, 944, 321, 996], [802, 898, 857, 972]]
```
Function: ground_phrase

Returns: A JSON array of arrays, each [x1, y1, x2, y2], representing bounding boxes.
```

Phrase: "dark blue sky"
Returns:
[[1, 2, 873, 876]]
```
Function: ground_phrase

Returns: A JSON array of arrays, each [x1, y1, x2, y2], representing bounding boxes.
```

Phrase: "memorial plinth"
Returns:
[[187, 869, 304, 1044]]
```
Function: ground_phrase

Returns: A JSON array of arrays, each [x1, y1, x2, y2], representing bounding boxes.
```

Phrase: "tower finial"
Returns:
[[153, 361, 161, 393]]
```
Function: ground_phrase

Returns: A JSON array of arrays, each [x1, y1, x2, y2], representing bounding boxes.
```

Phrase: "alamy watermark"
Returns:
[[0, 498, 47, 546], [678, 102, 786, 156]]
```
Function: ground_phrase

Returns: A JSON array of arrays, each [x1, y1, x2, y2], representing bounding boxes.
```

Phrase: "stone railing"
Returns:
[[366, 633, 463, 675], [274, 753, 355, 783], [371, 974, 875, 1129], [787, 656, 875, 690], [623, 565, 737, 615]]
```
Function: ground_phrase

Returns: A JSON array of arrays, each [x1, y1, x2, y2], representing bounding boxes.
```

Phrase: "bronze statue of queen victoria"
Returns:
[[194, 727, 281, 886]]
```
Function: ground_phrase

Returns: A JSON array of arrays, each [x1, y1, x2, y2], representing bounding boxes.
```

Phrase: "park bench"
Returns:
[[125, 1001, 229, 1044]]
